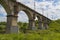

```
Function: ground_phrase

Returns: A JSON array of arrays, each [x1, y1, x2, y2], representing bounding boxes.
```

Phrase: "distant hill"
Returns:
[[55, 19, 60, 24], [49, 19, 60, 32]]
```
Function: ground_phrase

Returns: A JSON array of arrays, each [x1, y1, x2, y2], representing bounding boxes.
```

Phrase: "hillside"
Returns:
[[49, 20, 60, 32], [0, 20, 60, 40]]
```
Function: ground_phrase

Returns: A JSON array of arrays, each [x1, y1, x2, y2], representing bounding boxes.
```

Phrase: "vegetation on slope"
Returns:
[[49, 20, 60, 33], [0, 19, 60, 40]]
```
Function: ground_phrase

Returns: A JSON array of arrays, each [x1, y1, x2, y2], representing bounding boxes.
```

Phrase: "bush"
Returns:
[[0, 20, 60, 40]]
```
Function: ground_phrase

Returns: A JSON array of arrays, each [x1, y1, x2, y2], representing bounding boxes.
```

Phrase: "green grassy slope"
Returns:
[[49, 20, 60, 33], [0, 20, 60, 40]]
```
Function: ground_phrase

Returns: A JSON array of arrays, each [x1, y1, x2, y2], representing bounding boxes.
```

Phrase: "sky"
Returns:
[[0, 0, 60, 22]]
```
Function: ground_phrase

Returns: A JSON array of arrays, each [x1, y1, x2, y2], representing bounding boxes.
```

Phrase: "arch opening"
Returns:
[[35, 15, 43, 30], [35, 16, 39, 29], [0, 4, 7, 33], [18, 10, 32, 32], [18, 11, 29, 23]]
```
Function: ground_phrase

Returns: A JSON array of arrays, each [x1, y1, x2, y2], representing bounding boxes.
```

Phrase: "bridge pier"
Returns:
[[6, 15, 19, 33], [43, 18, 48, 29], [37, 16, 44, 30], [28, 19, 35, 30], [38, 21, 43, 29], [43, 23, 48, 29]]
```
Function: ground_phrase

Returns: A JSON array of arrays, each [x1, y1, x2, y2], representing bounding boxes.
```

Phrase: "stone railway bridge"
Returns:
[[0, 0, 51, 33]]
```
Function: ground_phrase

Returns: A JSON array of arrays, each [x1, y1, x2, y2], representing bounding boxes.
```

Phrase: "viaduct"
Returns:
[[0, 0, 51, 33]]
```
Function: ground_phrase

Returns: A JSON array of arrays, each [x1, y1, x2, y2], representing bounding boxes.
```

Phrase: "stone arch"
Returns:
[[18, 11, 29, 32], [17, 9, 33, 23], [20, 10, 33, 20], [22, 10, 35, 30], [0, 0, 11, 14], [18, 9, 34, 30], [35, 14, 44, 30], [36, 14, 49, 30]]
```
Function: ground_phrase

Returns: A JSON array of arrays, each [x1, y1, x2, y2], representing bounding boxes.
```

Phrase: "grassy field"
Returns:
[[0, 19, 60, 40]]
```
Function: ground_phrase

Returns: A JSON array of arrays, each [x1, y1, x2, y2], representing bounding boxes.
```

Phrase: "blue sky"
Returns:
[[0, 0, 60, 22]]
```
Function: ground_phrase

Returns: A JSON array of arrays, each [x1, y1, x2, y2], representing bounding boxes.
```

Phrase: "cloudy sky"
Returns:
[[0, 0, 60, 22]]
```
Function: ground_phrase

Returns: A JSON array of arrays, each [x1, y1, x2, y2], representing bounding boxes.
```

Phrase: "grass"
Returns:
[[0, 20, 60, 40], [0, 31, 60, 40]]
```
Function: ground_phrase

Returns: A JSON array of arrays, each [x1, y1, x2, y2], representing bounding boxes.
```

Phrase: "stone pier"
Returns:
[[6, 15, 19, 33]]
